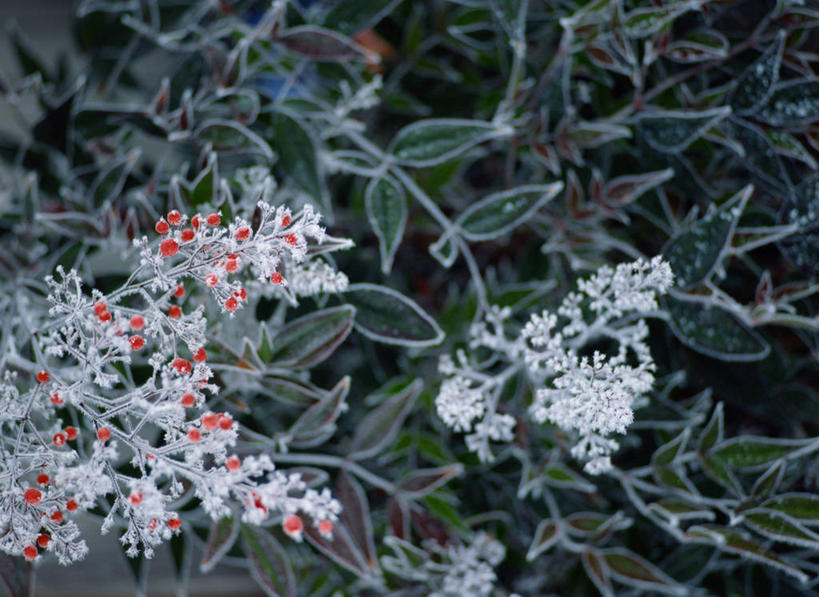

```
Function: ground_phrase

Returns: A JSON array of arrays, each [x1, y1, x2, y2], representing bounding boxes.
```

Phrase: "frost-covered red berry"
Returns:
[[167, 210, 182, 225], [191, 214, 201, 228], [129, 491, 143, 505], [50, 393, 63, 405], [160, 238, 179, 257], [66, 499, 78, 512], [129, 335, 145, 350], [65, 426, 77, 440], [155, 219, 170, 234], [187, 428, 201, 442], [37, 474, 49, 486], [51, 511, 63, 523], [226, 455, 241, 471], [23, 545, 37, 560], [235, 227, 250, 241], [218, 414, 233, 430], [225, 258, 239, 273], [180, 228, 195, 242], [193, 348, 207, 363], [172, 358, 192, 375], [205, 274, 218, 287], [318, 519, 333, 536], [24, 488, 42, 505], [281, 214, 291, 227], [97, 427, 111, 442], [206, 213, 221, 226], [93, 302, 108, 317], [37, 534, 51, 548], [130, 314, 144, 330], [36, 370, 50, 383], [201, 412, 219, 431], [224, 297, 238, 312], [270, 272, 283, 285], [168, 305, 182, 319], [53, 433, 66, 447], [283, 514, 303, 539], [173, 284, 185, 298], [168, 517, 182, 530], [284, 233, 298, 246]]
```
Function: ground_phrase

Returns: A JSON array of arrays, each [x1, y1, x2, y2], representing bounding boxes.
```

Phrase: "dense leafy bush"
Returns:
[[2, 0, 819, 595]]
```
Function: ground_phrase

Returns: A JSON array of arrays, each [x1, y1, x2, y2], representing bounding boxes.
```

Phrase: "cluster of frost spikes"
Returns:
[[426, 533, 507, 597], [0, 200, 346, 564], [435, 256, 673, 473]]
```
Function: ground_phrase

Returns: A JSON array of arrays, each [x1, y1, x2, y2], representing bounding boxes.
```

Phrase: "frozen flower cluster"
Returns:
[[428, 533, 507, 597], [0, 200, 346, 564], [436, 256, 673, 473]]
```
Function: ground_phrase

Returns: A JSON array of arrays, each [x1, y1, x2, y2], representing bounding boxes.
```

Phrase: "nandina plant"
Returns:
[[3, 0, 819, 596]]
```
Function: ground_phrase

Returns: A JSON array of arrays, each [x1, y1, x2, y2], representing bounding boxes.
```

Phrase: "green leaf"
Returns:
[[397, 464, 463, 497], [710, 436, 813, 468], [698, 403, 724, 453], [751, 461, 784, 497], [603, 548, 686, 595], [272, 112, 328, 214], [781, 174, 819, 273], [323, 0, 402, 35], [686, 525, 808, 584], [759, 78, 819, 127], [665, 296, 770, 362], [276, 25, 373, 61], [365, 176, 407, 274], [456, 183, 563, 241], [640, 107, 731, 153], [582, 550, 614, 597], [268, 306, 355, 369], [388, 119, 505, 167], [240, 525, 296, 597], [726, 118, 790, 190], [623, 5, 689, 37], [541, 463, 595, 492], [762, 494, 819, 525], [729, 30, 785, 114], [652, 428, 690, 467], [258, 374, 322, 407], [429, 233, 458, 268], [349, 379, 422, 460], [701, 453, 743, 496], [744, 510, 819, 548], [200, 517, 238, 573], [526, 519, 559, 562], [604, 168, 674, 205], [289, 377, 350, 448], [196, 120, 273, 159], [767, 129, 818, 169], [188, 152, 217, 207], [650, 499, 714, 522], [336, 472, 378, 570], [344, 283, 444, 347]]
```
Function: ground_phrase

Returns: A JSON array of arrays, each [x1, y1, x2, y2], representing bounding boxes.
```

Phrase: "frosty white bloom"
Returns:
[[436, 376, 486, 432], [428, 533, 506, 597]]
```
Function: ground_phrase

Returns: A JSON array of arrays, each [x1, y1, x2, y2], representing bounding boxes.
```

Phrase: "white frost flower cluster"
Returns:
[[428, 533, 506, 597], [0, 200, 349, 564], [435, 256, 673, 473]]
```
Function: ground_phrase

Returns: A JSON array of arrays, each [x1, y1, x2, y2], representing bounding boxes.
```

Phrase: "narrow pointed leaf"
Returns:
[[268, 306, 355, 368], [582, 551, 614, 597], [397, 464, 463, 497], [526, 519, 559, 562], [640, 107, 731, 153], [349, 379, 422, 459], [289, 377, 350, 447], [365, 176, 407, 274], [762, 494, 819, 525], [272, 112, 327, 213], [457, 183, 563, 241], [730, 31, 785, 114], [200, 517, 238, 573], [389, 119, 504, 167], [603, 548, 686, 595], [277, 26, 372, 62], [744, 510, 819, 548], [336, 472, 378, 570], [197, 120, 273, 158], [240, 526, 296, 597], [711, 436, 813, 468], [759, 78, 819, 127]]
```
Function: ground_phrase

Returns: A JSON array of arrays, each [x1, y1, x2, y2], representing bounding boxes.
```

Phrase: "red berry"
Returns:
[[191, 215, 201, 229], [160, 238, 179, 257], [202, 412, 219, 431], [167, 210, 182, 225], [205, 274, 218, 287], [187, 428, 201, 442], [225, 297, 238, 312], [130, 315, 145, 330], [129, 491, 143, 505], [236, 227, 250, 241], [193, 348, 207, 363], [99, 310, 112, 322], [218, 414, 232, 430], [206, 213, 221, 226], [97, 427, 111, 442], [155, 219, 170, 234], [180, 228, 195, 242], [93, 302, 108, 317], [23, 545, 37, 560], [51, 511, 63, 523], [37, 474, 49, 486], [172, 358, 192, 375], [168, 305, 182, 319], [238, 287, 247, 301], [66, 499, 78, 512], [226, 455, 241, 471], [225, 259, 239, 273], [181, 393, 196, 407], [270, 272, 283, 285], [281, 214, 291, 227], [318, 519, 333, 536], [283, 515, 303, 536], [50, 393, 63, 405], [37, 533, 51, 548], [53, 433, 66, 447], [36, 370, 49, 384], [65, 426, 77, 440], [173, 285, 185, 298], [284, 233, 298, 246], [168, 517, 182, 530], [24, 488, 42, 505], [129, 335, 145, 350]]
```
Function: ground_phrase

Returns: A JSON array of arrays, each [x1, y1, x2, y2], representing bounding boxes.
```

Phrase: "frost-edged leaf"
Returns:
[[759, 78, 819, 127], [698, 403, 724, 453], [751, 461, 784, 497], [240, 526, 296, 597], [288, 377, 350, 448], [336, 472, 378, 570], [686, 525, 808, 583], [604, 168, 673, 205], [603, 548, 686, 595], [304, 520, 371, 578], [200, 517, 238, 573], [276, 26, 373, 62], [650, 499, 714, 522], [272, 112, 327, 214], [398, 464, 463, 497], [652, 428, 689, 467], [780, 174, 819, 273], [365, 176, 407, 274], [258, 374, 322, 407], [349, 379, 421, 460], [729, 31, 785, 114], [767, 130, 818, 169], [569, 121, 631, 148], [710, 436, 813, 469], [762, 494, 819, 525], [429, 233, 458, 268], [526, 519, 559, 562], [701, 454, 743, 496], [541, 463, 596, 492], [665, 296, 770, 361], [457, 183, 563, 241], [663, 186, 751, 289], [744, 510, 819, 548], [665, 30, 729, 63], [91, 150, 139, 207], [323, 0, 402, 35], [726, 118, 790, 190], [344, 284, 444, 347], [623, 5, 689, 37], [388, 119, 504, 167], [196, 120, 273, 158], [582, 551, 614, 597], [268, 306, 355, 369], [640, 107, 730, 153]]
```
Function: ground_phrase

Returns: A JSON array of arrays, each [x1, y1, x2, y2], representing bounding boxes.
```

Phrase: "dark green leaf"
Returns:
[[652, 428, 689, 467], [397, 464, 463, 497], [711, 436, 813, 468], [762, 494, 819, 525], [701, 453, 743, 496], [349, 379, 421, 459], [698, 403, 724, 453], [456, 183, 563, 241], [726, 119, 790, 190], [759, 78, 819, 127], [603, 548, 686, 594], [729, 31, 785, 114], [344, 283, 444, 347], [240, 525, 296, 597], [272, 112, 328, 214], [526, 520, 559, 562], [289, 377, 350, 448], [389, 119, 503, 167], [277, 26, 373, 62], [200, 517, 238, 573], [196, 120, 273, 158], [365, 176, 407, 274], [744, 510, 819, 548], [268, 306, 355, 368], [780, 174, 819, 273], [336, 472, 378, 570], [751, 461, 784, 497], [640, 107, 730, 153], [582, 550, 614, 597]]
